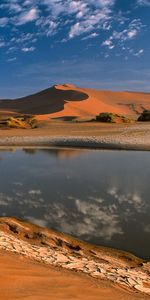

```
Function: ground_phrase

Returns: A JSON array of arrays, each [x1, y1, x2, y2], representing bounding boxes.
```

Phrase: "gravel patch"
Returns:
[[0, 135, 150, 150]]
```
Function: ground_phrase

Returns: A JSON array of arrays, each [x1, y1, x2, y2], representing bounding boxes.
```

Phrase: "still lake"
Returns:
[[0, 148, 149, 259]]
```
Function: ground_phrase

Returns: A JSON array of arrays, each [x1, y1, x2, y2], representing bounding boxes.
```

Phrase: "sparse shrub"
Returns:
[[0, 115, 38, 129], [138, 110, 150, 122], [95, 112, 131, 123], [6, 117, 27, 128], [96, 112, 114, 123], [28, 117, 38, 129]]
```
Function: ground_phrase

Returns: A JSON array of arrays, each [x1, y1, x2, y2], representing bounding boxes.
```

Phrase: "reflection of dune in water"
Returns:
[[23, 148, 87, 159], [44, 149, 87, 159], [0, 148, 87, 160]]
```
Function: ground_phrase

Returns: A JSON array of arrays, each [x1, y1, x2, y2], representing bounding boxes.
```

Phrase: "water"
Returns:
[[0, 148, 149, 260]]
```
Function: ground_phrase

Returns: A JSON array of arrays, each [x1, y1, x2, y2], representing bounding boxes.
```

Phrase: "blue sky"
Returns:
[[0, 0, 150, 98]]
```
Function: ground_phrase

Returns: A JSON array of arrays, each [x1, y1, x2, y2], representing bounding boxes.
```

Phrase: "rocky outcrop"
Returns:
[[0, 217, 150, 296]]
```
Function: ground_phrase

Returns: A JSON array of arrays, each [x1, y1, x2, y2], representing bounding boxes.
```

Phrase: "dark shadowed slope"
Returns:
[[0, 84, 88, 116]]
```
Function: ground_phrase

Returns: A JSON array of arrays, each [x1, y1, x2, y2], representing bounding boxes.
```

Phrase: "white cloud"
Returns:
[[0, 0, 147, 57], [16, 8, 39, 25], [36, 18, 58, 36], [127, 29, 138, 38], [107, 187, 145, 213], [102, 18, 144, 54], [43, 198, 123, 241], [69, 10, 111, 39], [28, 189, 42, 194], [12, 0, 115, 38], [0, 17, 8, 27], [102, 38, 114, 49], [134, 49, 144, 57], [7, 57, 17, 62], [0, 39, 5, 48], [9, 3, 22, 13], [82, 32, 98, 40], [137, 0, 150, 6], [21, 46, 36, 52]]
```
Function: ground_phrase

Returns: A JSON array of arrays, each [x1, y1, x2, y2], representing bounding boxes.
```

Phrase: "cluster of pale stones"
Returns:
[[0, 229, 150, 296]]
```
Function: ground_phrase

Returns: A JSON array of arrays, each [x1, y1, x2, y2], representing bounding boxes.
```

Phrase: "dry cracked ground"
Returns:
[[0, 217, 150, 298]]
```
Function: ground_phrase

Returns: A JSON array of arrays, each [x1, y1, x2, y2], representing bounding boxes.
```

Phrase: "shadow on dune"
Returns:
[[51, 116, 77, 121], [0, 85, 89, 115]]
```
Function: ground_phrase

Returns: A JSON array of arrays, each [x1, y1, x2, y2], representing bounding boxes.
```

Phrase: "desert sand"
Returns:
[[0, 84, 150, 120], [0, 83, 150, 150], [1, 252, 148, 300], [0, 217, 150, 300]]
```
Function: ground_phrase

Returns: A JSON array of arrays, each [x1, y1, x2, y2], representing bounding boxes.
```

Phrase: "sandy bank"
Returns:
[[0, 135, 150, 150], [0, 217, 150, 299], [0, 123, 150, 150], [1, 252, 148, 300]]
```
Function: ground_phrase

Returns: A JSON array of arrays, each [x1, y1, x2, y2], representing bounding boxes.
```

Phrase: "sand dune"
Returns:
[[0, 84, 150, 120], [1, 252, 147, 300]]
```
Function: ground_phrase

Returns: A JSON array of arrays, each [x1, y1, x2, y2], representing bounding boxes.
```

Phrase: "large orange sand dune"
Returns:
[[0, 84, 150, 120]]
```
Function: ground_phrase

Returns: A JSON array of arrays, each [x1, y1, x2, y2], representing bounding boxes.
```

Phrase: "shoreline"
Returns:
[[0, 135, 150, 151], [0, 123, 150, 151]]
